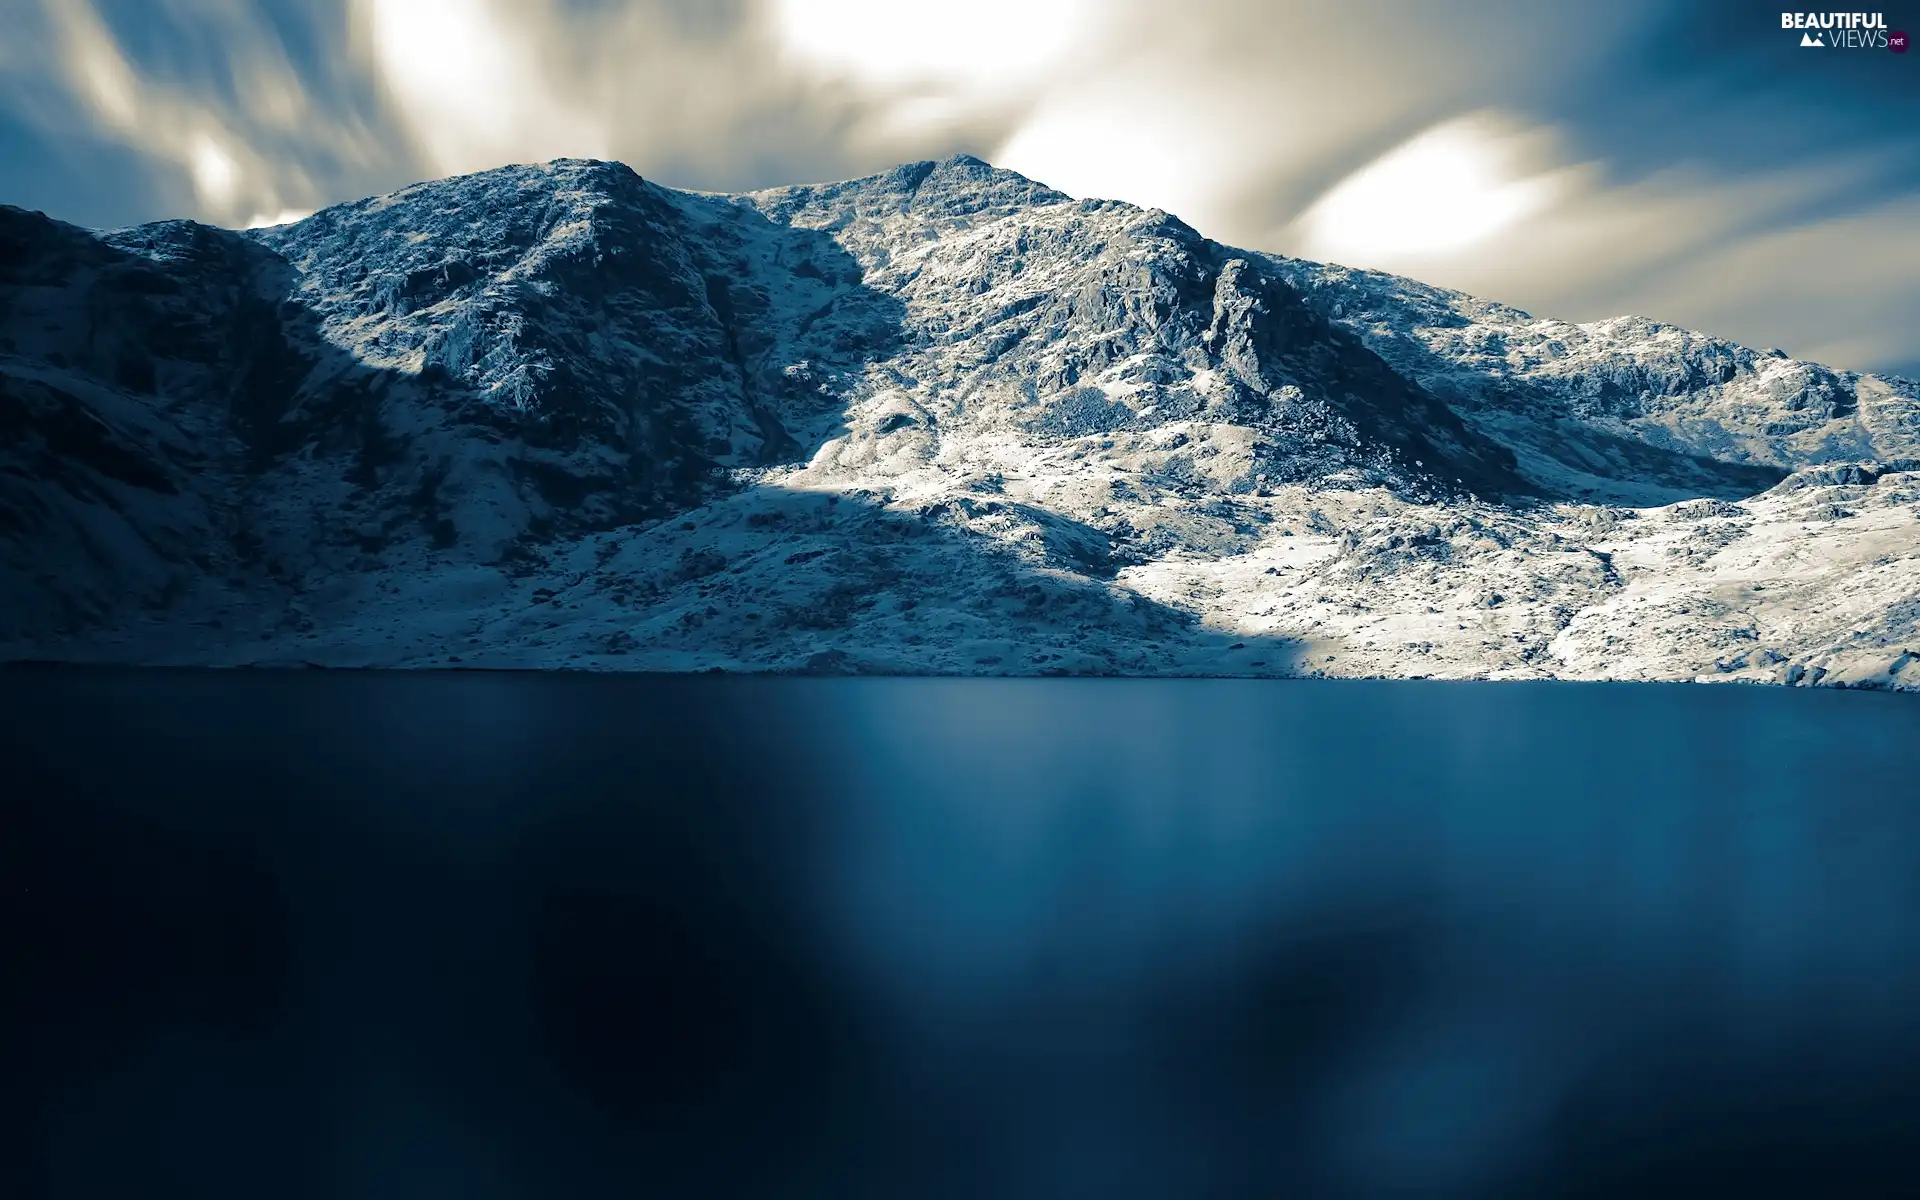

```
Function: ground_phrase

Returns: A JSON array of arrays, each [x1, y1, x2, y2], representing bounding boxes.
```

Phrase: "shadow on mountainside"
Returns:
[[365, 474, 1307, 676], [1413, 366, 1791, 507], [0, 185, 886, 641], [0, 192, 1303, 674], [1265, 296, 1792, 506], [1, 206, 337, 639], [1264, 259, 1802, 506]]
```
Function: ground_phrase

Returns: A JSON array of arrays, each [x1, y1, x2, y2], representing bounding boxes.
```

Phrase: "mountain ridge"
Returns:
[[2, 155, 1915, 687]]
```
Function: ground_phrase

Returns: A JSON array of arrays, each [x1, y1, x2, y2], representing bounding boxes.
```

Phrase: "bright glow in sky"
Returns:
[[245, 207, 314, 229], [994, 73, 1266, 231], [188, 135, 240, 207], [1295, 115, 1569, 267], [770, 0, 1090, 95], [359, 0, 607, 176]]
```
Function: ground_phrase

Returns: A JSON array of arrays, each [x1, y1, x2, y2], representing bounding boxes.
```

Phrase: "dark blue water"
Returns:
[[6, 670, 1919, 1199]]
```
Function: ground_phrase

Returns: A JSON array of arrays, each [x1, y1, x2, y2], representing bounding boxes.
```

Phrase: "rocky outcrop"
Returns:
[[1268, 259, 1920, 505]]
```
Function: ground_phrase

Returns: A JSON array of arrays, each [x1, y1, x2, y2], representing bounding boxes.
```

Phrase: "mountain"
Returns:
[[1268, 259, 1919, 505], [2, 155, 1916, 687]]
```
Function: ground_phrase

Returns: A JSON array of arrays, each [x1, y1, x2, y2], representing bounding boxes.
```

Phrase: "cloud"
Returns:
[[979, 0, 1660, 236], [1272, 116, 1918, 370], [993, 60, 1284, 236], [343, 0, 1033, 196], [1625, 193, 1920, 371], [6, 0, 401, 227], [350, 0, 612, 178], [1291, 113, 1578, 265]]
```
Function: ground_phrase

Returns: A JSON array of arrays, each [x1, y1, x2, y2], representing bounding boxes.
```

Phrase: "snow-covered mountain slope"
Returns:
[[2, 155, 1915, 688], [1269, 259, 1920, 506]]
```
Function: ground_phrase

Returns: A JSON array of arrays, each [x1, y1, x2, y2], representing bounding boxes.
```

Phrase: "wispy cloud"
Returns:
[[4, 0, 400, 227], [343, 0, 1037, 195]]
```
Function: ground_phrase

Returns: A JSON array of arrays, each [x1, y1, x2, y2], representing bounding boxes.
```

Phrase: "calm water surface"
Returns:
[[6, 671, 1919, 1198]]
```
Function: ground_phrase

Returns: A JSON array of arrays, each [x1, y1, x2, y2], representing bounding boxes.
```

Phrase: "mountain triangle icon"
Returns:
[[1800, 31, 1823, 46]]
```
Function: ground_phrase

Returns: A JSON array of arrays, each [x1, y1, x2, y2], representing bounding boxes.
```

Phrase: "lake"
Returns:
[[6, 670, 1919, 1198]]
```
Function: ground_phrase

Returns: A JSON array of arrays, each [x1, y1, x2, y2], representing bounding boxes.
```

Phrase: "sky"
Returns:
[[0, 0, 1915, 375]]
